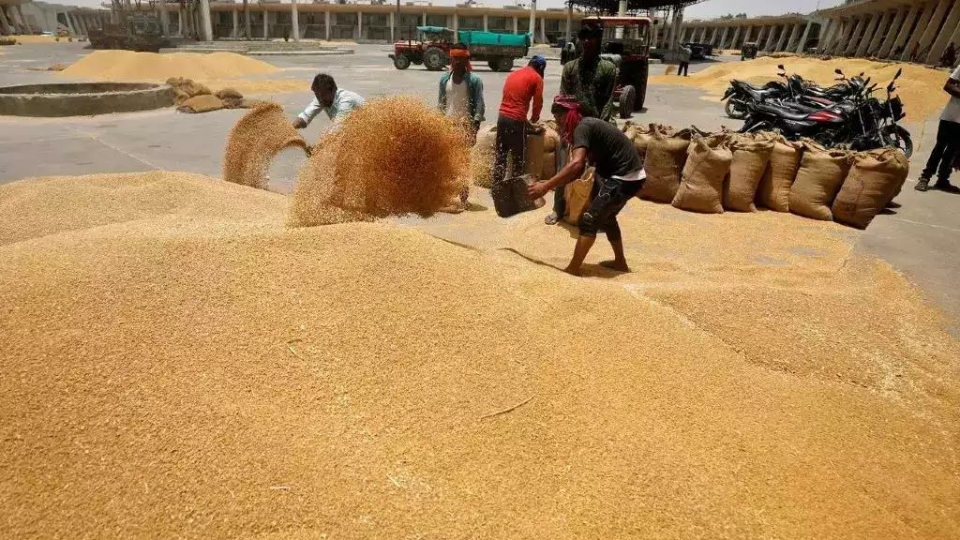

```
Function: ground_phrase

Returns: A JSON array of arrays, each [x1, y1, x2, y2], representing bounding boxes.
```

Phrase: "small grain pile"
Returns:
[[59, 50, 278, 82], [3, 171, 959, 539], [290, 96, 469, 226], [222, 103, 309, 189], [648, 56, 952, 120]]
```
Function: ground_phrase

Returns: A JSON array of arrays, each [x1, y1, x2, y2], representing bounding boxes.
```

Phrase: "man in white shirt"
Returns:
[[437, 45, 484, 144], [292, 73, 365, 129], [916, 65, 960, 193]]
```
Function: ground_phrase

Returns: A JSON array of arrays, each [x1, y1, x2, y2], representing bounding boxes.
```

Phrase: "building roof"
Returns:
[[568, 0, 703, 14]]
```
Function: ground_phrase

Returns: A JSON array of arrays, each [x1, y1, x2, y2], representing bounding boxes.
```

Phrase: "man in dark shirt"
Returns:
[[528, 95, 645, 277], [546, 20, 618, 226]]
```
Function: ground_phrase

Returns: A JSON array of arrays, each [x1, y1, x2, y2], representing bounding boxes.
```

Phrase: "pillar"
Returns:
[[159, 0, 169, 37], [290, 0, 299, 42], [513, 16, 518, 34], [198, 0, 212, 41], [926, 1, 960, 64], [232, 9, 238, 38], [841, 17, 863, 55], [539, 17, 545, 43], [564, 5, 570, 40], [325, 10, 330, 41], [730, 26, 741, 49], [356, 10, 362, 41], [901, 4, 936, 61], [795, 20, 813, 53], [865, 10, 892, 57], [855, 13, 880, 57], [528, 0, 535, 39], [0, 7, 11, 35], [754, 26, 765, 48], [719, 27, 729, 49], [775, 24, 790, 51], [913, 0, 950, 61], [763, 26, 777, 51], [451, 13, 457, 33], [263, 10, 269, 39], [880, 6, 910, 58], [817, 18, 835, 53], [422, 12, 427, 26], [389, 11, 394, 42], [483, 14, 488, 32]]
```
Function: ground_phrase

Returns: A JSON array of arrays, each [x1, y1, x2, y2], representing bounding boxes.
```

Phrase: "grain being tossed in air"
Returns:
[[223, 103, 310, 189], [290, 95, 470, 227]]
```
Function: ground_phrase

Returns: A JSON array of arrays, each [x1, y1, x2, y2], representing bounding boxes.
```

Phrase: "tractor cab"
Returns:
[[572, 17, 652, 118]]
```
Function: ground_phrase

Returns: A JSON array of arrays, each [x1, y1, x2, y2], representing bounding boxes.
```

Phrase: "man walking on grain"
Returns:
[[546, 20, 617, 225], [528, 95, 645, 276], [292, 73, 365, 129], [492, 56, 546, 187], [916, 63, 960, 193]]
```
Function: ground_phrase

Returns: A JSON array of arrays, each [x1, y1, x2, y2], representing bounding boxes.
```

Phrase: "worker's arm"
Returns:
[[293, 97, 323, 129], [945, 75, 960, 99], [527, 147, 588, 199], [472, 76, 485, 122], [530, 76, 544, 124]]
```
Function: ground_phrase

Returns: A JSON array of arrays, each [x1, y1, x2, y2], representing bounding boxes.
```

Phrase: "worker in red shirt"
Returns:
[[491, 56, 546, 187]]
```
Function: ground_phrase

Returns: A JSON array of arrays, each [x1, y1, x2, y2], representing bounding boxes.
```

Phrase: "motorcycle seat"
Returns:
[[755, 103, 811, 121]]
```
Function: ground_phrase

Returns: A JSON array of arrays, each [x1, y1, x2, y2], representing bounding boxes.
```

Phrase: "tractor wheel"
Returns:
[[635, 75, 647, 111], [494, 57, 514, 72], [424, 47, 446, 71], [619, 85, 636, 119], [393, 54, 411, 70]]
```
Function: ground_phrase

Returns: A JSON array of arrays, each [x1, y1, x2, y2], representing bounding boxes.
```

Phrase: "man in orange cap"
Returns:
[[438, 44, 485, 144]]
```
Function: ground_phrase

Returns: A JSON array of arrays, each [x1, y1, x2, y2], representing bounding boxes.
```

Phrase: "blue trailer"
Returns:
[[389, 26, 532, 72]]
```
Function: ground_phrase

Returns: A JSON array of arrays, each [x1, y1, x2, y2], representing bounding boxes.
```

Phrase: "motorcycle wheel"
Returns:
[[724, 99, 748, 120], [885, 125, 913, 158]]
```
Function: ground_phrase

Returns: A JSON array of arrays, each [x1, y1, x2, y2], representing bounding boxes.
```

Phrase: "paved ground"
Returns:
[[1, 42, 957, 326]]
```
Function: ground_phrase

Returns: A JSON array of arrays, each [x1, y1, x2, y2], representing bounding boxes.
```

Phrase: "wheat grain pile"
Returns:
[[290, 96, 470, 227], [58, 50, 279, 82], [650, 56, 951, 120], [223, 103, 309, 189], [2, 171, 959, 539]]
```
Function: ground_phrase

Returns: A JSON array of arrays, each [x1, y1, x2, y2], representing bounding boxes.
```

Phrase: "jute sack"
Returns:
[[832, 148, 909, 229], [177, 94, 225, 114], [724, 133, 774, 212], [563, 167, 595, 225], [543, 124, 560, 153], [672, 134, 733, 214], [789, 141, 853, 221], [471, 125, 498, 188], [640, 126, 691, 203], [756, 135, 803, 212], [525, 131, 545, 179], [215, 88, 243, 100]]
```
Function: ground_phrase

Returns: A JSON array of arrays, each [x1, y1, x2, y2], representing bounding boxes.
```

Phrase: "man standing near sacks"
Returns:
[[438, 45, 485, 144], [491, 56, 546, 187], [292, 73, 365, 129], [545, 20, 618, 225], [916, 63, 960, 193], [527, 95, 645, 277]]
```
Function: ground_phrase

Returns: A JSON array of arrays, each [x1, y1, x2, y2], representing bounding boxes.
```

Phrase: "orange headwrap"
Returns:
[[449, 48, 470, 59]]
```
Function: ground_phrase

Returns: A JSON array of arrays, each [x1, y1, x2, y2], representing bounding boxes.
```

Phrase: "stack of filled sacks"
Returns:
[[471, 121, 561, 188], [618, 122, 909, 228], [167, 77, 261, 114]]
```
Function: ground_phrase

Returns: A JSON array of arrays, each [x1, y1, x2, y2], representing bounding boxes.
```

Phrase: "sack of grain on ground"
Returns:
[[564, 166, 595, 225], [176, 94, 225, 114], [165, 77, 211, 104], [640, 126, 691, 203], [832, 148, 909, 229], [723, 133, 775, 212], [672, 133, 733, 214], [215, 87, 243, 100], [525, 131, 545, 180], [542, 122, 560, 153], [756, 136, 804, 212], [789, 141, 853, 221], [223, 103, 309, 189]]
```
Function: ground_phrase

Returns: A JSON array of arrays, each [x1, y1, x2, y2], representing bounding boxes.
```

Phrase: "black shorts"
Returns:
[[578, 175, 643, 240]]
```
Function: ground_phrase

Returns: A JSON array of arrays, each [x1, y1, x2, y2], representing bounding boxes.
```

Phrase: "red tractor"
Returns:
[[389, 26, 530, 72], [569, 16, 652, 118]]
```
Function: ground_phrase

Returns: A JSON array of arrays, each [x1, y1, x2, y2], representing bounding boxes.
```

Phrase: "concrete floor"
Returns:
[[1, 42, 957, 326]]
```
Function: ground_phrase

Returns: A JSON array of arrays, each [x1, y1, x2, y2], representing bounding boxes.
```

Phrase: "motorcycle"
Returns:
[[720, 68, 789, 120]]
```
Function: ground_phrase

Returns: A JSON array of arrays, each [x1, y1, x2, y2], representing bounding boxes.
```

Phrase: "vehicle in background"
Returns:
[[389, 26, 530, 72], [682, 42, 714, 60], [87, 14, 168, 52], [741, 42, 758, 60], [567, 16, 653, 118]]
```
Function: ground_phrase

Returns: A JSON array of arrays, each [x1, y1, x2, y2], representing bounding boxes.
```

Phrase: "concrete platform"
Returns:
[[0, 43, 957, 329]]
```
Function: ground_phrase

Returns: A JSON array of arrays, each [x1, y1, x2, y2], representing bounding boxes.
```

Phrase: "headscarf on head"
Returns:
[[552, 94, 583, 144], [529, 55, 547, 74], [449, 47, 473, 71]]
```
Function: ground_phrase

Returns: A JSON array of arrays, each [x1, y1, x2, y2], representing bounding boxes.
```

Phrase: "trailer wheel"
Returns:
[[487, 60, 497, 71], [619, 85, 636, 119], [494, 57, 514, 72], [424, 47, 446, 71], [393, 55, 411, 70]]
